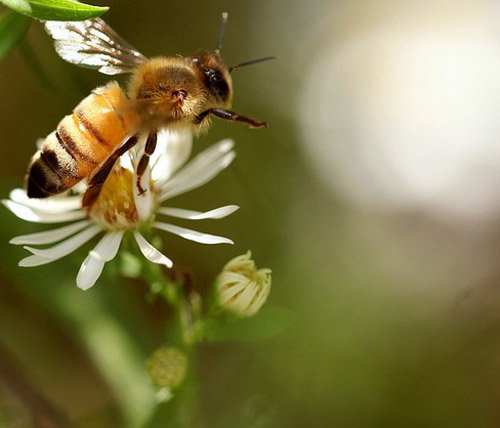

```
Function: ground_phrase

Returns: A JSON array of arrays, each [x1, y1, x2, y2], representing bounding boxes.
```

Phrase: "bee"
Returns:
[[26, 13, 275, 207]]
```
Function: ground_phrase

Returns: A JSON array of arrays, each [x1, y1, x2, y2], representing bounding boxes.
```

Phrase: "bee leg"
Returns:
[[195, 108, 268, 129], [82, 135, 139, 209], [135, 131, 157, 195]]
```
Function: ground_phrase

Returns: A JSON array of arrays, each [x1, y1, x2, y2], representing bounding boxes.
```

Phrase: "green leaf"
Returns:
[[0, 0, 108, 21], [0, 9, 30, 60], [205, 306, 296, 342]]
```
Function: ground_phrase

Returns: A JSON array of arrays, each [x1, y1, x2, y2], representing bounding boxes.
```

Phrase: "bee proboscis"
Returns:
[[26, 13, 275, 207]]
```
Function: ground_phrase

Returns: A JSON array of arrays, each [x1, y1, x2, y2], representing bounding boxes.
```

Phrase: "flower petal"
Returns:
[[19, 254, 59, 267], [156, 205, 239, 220], [9, 188, 82, 213], [133, 231, 173, 268], [2, 200, 86, 223], [77, 254, 105, 290], [89, 230, 124, 262], [159, 151, 235, 202], [133, 145, 154, 222], [218, 278, 248, 304], [151, 128, 193, 182], [23, 225, 101, 259], [250, 281, 271, 314], [119, 149, 135, 172], [153, 221, 234, 245], [236, 282, 260, 308], [10, 220, 92, 245], [156, 139, 234, 199], [161, 139, 233, 186]]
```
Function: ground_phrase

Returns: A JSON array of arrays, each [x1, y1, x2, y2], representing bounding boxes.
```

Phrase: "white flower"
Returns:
[[216, 251, 271, 317], [3, 130, 239, 290]]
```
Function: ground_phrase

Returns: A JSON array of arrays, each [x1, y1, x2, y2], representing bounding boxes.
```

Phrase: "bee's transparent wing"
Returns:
[[45, 18, 147, 75]]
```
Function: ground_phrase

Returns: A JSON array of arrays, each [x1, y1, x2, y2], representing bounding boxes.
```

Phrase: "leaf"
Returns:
[[0, 0, 108, 21], [205, 306, 296, 342], [0, 9, 30, 60]]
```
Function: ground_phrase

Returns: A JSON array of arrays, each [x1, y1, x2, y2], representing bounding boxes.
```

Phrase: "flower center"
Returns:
[[88, 167, 142, 229]]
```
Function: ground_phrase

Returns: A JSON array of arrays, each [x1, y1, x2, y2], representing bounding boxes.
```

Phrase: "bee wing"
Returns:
[[45, 18, 147, 75]]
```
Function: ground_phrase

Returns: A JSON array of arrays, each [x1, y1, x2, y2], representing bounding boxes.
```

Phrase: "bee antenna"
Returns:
[[229, 56, 278, 73], [215, 12, 229, 55]]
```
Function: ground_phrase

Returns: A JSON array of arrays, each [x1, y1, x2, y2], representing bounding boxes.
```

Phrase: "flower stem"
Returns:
[[145, 262, 203, 426]]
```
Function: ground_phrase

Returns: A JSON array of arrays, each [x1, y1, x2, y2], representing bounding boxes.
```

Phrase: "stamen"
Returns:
[[88, 166, 142, 229]]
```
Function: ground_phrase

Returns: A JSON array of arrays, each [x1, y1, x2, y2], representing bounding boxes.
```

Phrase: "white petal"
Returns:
[[70, 179, 88, 195], [126, 133, 147, 165], [159, 151, 236, 202], [2, 200, 86, 223], [135, 188, 154, 222], [133, 147, 154, 222], [151, 128, 193, 182], [153, 221, 234, 245], [155, 139, 233, 193], [89, 230, 124, 262], [119, 149, 134, 172], [218, 279, 248, 304], [156, 205, 239, 220], [250, 282, 271, 313], [23, 225, 101, 259], [161, 139, 234, 188], [19, 254, 59, 267], [236, 283, 260, 308], [9, 189, 81, 213], [133, 231, 173, 268], [10, 220, 92, 245], [77, 254, 105, 290], [219, 271, 251, 284]]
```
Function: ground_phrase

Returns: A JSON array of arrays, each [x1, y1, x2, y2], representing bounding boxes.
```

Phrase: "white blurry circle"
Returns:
[[298, 1, 500, 223]]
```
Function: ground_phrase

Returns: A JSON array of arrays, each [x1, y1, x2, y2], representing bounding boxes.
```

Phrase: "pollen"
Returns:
[[88, 166, 140, 229]]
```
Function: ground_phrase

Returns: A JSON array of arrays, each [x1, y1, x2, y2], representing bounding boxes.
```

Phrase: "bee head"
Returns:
[[191, 52, 232, 105]]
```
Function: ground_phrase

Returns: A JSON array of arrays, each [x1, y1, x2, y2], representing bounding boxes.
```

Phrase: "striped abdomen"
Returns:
[[26, 81, 135, 198]]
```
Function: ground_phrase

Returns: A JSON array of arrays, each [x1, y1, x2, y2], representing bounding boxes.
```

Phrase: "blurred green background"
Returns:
[[1, 0, 499, 427]]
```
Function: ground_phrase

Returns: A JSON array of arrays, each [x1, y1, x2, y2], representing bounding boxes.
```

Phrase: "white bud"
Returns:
[[216, 251, 271, 317]]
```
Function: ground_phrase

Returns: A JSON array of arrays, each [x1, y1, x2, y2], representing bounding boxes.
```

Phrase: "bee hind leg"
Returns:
[[82, 135, 139, 209], [135, 131, 157, 195]]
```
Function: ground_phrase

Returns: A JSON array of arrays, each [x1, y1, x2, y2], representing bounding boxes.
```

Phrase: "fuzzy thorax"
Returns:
[[126, 54, 233, 133], [127, 57, 208, 129]]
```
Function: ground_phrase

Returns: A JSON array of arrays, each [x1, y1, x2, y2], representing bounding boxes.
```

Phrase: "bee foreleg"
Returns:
[[195, 108, 268, 129], [82, 135, 139, 209], [135, 131, 157, 195]]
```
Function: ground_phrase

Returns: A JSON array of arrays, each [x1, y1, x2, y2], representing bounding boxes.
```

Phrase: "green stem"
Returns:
[[160, 267, 201, 426], [135, 230, 205, 426]]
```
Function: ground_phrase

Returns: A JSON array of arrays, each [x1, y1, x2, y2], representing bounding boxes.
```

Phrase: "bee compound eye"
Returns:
[[204, 68, 229, 101], [209, 70, 220, 82]]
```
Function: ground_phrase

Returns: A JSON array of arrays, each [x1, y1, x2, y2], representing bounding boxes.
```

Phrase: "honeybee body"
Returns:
[[26, 16, 269, 203], [129, 55, 232, 132], [28, 82, 135, 198]]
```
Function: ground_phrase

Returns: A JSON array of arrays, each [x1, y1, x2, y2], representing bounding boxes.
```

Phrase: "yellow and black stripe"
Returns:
[[26, 82, 134, 198]]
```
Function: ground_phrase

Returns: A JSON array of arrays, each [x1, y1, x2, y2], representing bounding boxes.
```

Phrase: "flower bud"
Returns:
[[147, 346, 188, 388], [216, 251, 271, 317]]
